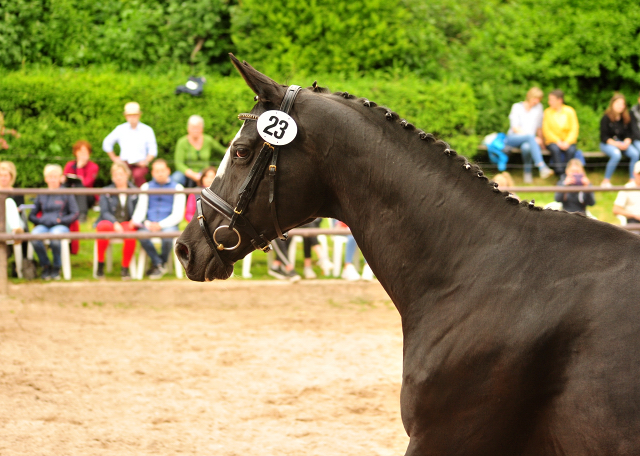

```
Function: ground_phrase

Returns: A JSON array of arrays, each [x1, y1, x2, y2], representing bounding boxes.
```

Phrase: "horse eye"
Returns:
[[235, 148, 249, 159]]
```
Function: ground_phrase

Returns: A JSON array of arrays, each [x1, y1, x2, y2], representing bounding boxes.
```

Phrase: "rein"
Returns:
[[196, 85, 302, 260]]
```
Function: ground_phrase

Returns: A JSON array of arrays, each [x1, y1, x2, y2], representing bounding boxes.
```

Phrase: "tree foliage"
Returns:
[[0, 0, 233, 71], [230, 0, 447, 79], [1, 0, 639, 156]]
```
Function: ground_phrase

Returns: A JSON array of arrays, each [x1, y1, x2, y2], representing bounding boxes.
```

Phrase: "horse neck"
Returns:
[[320, 127, 523, 314]]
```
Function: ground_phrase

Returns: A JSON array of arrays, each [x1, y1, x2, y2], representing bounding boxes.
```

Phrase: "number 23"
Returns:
[[262, 116, 289, 139]]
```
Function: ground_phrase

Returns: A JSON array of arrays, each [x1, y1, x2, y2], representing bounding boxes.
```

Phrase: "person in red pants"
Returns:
[[94, 162, 139, 280]]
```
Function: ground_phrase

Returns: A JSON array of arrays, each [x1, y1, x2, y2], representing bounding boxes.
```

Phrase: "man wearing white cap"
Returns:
[[102, 102, 158, 186]]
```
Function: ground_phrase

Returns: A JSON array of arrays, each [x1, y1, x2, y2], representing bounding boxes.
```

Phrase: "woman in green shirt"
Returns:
[[172, 115, 227, 187]]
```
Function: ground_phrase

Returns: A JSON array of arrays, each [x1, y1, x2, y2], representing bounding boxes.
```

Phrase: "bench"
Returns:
[[477, 144, 605, 158]]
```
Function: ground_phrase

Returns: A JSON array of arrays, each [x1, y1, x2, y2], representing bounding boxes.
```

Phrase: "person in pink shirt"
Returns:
[[63, 140, 100, 222], [185, 166, 216, 222]]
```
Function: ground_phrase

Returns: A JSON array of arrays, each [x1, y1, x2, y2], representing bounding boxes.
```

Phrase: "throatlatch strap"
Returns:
[[267, 84, 302, 240], [269, 147, 286, 240]]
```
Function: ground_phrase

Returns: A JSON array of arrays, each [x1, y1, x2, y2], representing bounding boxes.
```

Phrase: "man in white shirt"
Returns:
[[102, 102, 158, 186], [505, 87, 554, 183], [131, 159, 186, 279], [613, 161, 640, 225]]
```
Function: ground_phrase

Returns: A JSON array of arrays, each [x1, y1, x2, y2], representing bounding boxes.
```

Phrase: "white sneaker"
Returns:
[[303, 267, 317, 279], [539, 167, 554, 179], [317, 258, 334, 276], [361, 264, 374, 281], [341, 264, 360, 281]]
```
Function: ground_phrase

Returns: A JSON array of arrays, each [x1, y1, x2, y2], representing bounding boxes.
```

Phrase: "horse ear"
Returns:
[[229, 53, 285, 104]]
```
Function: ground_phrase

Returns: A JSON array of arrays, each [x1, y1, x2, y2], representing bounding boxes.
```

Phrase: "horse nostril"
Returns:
[[175, 242, 190, 265]]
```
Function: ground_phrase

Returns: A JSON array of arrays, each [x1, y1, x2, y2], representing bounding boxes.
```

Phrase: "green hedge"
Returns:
[[0, 69, 478, 187], [0, 69, 255, 187]]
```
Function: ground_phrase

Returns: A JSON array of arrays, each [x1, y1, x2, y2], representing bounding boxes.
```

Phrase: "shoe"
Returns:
[[539, 167, 555, 179], [303, 266, 317, 279], [268, 264, 300, 282], [147, 264, 166, 280], [121, 267, 131, 281], [50, 267, 61, 281], [286, 268, 301, 282], [317, 258, 334, 276], [523, 171, 533, 184], [341, 264, 360, 281], [601, 180, 612, 188], [95, 262, 106, 280], [268, 264, 288, 280], [361, 264, 374, 281], [41, 265, 52, 281]]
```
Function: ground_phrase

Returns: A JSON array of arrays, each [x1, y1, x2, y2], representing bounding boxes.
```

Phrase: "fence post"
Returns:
[[0, 193, 7, 296]]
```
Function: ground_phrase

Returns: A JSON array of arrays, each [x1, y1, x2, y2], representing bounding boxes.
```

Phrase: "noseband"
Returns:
[[196, 85, 302, 264]]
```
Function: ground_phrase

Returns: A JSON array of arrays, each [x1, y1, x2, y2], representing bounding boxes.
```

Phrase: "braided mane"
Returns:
[[300, 85, 539, 209]]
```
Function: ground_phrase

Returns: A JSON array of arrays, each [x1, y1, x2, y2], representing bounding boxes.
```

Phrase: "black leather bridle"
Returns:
[[196, 85, 302, 265]]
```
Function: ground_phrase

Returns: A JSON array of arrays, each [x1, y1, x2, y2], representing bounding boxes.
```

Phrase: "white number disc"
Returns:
[[257, 110, 298, 146]]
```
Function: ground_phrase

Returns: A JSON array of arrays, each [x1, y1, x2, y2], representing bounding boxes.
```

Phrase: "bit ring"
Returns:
[[213, 225, 241, 251]]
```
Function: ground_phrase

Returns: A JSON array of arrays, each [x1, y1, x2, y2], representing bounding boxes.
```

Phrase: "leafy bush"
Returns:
[[0, 0, 234, 71], [230, 0, 447, 79], [0, 69, 254, 187], [0, 69, 477, 187]]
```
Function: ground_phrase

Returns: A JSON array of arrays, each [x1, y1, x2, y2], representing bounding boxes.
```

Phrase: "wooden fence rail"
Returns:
[[0, 188, 354, 295]]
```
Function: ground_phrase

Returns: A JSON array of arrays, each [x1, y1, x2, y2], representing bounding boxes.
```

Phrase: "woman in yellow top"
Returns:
[[542, 89, 579, 176], [171, 115, 227, 187]]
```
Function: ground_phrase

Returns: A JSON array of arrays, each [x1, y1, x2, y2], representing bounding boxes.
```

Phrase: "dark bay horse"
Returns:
[[176, 55, 640, 455]]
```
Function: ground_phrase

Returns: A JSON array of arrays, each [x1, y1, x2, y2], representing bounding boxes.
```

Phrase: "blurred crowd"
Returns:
[[6, 90, 640, 282], [2, 102, 371, 282]]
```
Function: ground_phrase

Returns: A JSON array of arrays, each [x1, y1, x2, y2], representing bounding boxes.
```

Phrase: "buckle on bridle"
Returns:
[[269, 164, 276, 175], [263, 141, 274, 150]]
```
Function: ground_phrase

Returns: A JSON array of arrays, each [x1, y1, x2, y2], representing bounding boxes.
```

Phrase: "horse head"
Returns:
[[176, 55, 328, 281]]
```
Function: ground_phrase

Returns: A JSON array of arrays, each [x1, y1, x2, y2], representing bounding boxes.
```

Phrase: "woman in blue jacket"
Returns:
[[29, 164, 79, 280]]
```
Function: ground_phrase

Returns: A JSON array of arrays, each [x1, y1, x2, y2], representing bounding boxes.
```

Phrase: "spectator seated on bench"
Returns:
[[543, 89, 580, 177], [613, 161, 640, 225], [599, 93, 640, 188], [29, 164, 79, 280], [95, 162, 139, 280], [131, 158, 185, 280], [1, 160, 25, 278], [63, 140, 100, 222], [505, 87, 554, 183]]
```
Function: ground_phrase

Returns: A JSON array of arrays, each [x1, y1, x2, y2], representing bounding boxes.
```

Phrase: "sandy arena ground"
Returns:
[[0, 279, 409, 455]]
